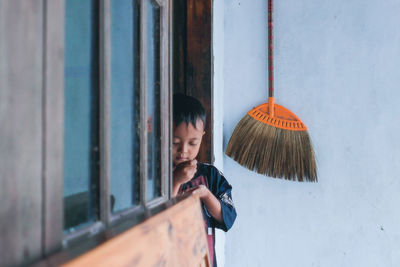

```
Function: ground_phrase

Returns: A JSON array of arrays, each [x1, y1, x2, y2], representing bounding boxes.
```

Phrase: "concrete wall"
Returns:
[[221, 0, 400, 266]]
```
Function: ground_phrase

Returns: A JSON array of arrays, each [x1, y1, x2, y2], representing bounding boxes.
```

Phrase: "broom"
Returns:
[[225, 0, 317, 182]]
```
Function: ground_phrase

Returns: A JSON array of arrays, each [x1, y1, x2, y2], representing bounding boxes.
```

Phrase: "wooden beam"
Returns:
[[43, 0, 65, 256], [0, 0, 44, 265], [99, 0, 112, 226], [173, 0, 213, 164], [62, 195, 210, 267]]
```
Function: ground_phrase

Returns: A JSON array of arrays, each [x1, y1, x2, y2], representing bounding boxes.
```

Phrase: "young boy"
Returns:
[[172, 93, 236, 267]]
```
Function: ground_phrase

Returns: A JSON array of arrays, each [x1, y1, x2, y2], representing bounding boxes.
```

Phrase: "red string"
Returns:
[[268, 0, 274, 97]]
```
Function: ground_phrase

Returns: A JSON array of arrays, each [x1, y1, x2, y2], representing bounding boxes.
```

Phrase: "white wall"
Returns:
[[213, 0, 226, 266], [221, 0, 400, 266]]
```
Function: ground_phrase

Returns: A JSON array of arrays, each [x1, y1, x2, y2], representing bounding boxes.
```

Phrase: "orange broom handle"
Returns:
[[268, 0, 275, 117]]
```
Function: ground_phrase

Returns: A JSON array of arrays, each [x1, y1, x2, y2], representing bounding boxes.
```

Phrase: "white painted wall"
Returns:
[[219, 0, 400, 266], [213, 0, 226, 266]]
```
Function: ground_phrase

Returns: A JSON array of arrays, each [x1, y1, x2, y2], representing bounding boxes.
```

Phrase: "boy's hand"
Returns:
[[173, 159, 197, 190], [186, 185, 223, 223], [188, 184, 210, 200]]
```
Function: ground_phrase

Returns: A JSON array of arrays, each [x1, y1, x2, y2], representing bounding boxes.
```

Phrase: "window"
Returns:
[[0, 0, 171, 265], [110, 0, 141, 213], [63, 0, 171, 243], [64, 0, 100, 232], [146, 0, 162, 200]]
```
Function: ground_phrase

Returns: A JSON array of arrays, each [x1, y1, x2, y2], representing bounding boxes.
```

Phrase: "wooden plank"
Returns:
[[62, 195, 210, 267], [0, 0, 44, 265], [173, 0, 212, 164], [168, 0, 174, 199], [99, 0, 112, 226], [43, 0, 65, 255], [186, 0, 213, 164], [160, 0, 171, 201], [172, 0, 187, 94], [140, 0, 148, 205]]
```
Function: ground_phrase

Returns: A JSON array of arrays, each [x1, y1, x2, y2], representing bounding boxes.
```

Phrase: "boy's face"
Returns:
[[172, 119, 205, 167]]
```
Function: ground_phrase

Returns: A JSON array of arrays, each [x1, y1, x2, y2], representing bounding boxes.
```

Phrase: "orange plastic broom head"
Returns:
[[248, 97, 307, 131]]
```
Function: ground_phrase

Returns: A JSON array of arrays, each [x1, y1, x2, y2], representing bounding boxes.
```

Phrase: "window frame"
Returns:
[[43, 0, 65, 255], [44, 0, 172, 253]]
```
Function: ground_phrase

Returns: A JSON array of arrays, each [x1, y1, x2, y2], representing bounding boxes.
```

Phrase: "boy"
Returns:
[[172, 93, 236, 267]]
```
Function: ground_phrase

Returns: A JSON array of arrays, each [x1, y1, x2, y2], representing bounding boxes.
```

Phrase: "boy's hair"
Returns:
[[173, 93, 206, 129]]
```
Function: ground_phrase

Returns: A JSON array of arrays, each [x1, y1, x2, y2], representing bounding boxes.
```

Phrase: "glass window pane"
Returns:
[[146, 0, 162, 200], [64, 0, 100, 232], [110, 0, 141, 213]]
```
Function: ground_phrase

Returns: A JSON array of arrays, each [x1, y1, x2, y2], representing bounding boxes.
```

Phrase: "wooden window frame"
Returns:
[[43, 0, 65, 256], [41, 0, 172, 262]]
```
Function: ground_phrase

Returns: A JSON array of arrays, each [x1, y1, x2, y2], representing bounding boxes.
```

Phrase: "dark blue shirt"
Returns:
[[178, 162, 237, 266]]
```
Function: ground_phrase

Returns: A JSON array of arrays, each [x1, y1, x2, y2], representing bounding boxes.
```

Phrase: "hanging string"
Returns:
[[268, 0, 274, 97]]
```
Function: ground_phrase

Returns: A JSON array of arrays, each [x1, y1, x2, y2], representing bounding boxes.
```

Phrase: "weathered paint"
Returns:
[[0, 0, 44, 265]]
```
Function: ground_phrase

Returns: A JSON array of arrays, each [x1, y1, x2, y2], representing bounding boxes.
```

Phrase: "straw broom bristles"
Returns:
[[226, 115, 317, 182], [226, 0, 317, 182]]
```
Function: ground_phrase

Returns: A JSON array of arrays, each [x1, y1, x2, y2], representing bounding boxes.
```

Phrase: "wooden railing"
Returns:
[[62, 195, 210, 267]]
